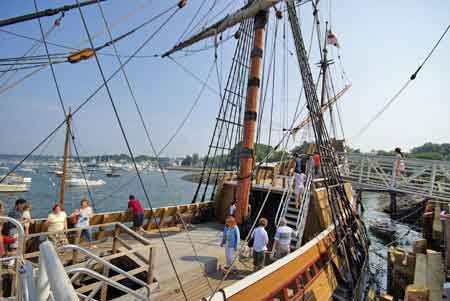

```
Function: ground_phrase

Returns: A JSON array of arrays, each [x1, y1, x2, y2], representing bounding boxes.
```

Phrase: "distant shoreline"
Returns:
[[166, 166, 204, 172]]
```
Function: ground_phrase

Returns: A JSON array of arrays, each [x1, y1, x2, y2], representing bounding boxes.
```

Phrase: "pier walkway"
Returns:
[[341, 153, 450, 202]]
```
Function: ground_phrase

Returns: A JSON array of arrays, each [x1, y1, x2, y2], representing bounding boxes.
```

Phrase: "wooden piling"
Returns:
[[404, 285, 429, 301], [387, 247, 416, 299]]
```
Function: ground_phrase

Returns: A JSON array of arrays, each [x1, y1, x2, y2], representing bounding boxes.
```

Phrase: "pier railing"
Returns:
[[341, 153, 450, 201]]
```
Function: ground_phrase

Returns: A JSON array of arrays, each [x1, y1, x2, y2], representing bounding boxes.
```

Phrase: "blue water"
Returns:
[[0, 165, 198, 218]]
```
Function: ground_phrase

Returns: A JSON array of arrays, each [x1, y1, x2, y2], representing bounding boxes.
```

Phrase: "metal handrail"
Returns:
[[57, 244, 152, 297], [66, 267, 147, 300], [0, 216, 26, 300], [342, 152, 450, 201], [274, 177, 293, 226], [295, 162, 313, 229]]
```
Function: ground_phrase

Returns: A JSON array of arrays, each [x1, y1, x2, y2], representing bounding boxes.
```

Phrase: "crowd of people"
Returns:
[[0, 198, 98, 261], [220, 215, 297, 273], [0, 195, 147, 256]]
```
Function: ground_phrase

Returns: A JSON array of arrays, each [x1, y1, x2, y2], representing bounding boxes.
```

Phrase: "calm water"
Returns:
[[0, 164, 199, 218], [361, 191, 421, 289], [1, 162, 420, 290]]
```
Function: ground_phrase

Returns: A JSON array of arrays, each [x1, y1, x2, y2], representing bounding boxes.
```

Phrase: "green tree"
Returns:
[[181, 155, 192, 166], [192, 153, 200, 166]]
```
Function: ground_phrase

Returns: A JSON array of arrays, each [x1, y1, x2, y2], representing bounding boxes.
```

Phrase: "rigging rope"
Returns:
[[33, 0, 96, 211], [0, 3, 178, 186], [0, 0, 156, 94], [95, 0, 215, 292], [351, 23, 450, 141], [74, 0, 189, 299], [0, 13, 64, 82]]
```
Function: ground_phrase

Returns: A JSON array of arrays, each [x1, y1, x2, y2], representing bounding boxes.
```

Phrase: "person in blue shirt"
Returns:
[[220, 216, 240, 271]]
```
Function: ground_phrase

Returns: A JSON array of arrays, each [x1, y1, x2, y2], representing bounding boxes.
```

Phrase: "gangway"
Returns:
[[341, 153, 450, 202]]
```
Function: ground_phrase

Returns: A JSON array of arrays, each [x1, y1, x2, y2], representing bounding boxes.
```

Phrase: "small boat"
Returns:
[[369, 220, 396, 240], [17, 167, 35, 173], [106, 166, 121, 177], [0, 174, 32, 184], [0, 183, 29, 193], [66, 178, 106, 187]]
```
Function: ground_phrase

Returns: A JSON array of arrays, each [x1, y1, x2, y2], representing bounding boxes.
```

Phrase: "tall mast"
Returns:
[[236, 10, 268, 224], [320, 23, 329, 108], [59, 109, 71, 209]]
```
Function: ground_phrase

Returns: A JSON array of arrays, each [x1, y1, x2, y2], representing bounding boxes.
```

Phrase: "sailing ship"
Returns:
[[0, 0, 371, 300]]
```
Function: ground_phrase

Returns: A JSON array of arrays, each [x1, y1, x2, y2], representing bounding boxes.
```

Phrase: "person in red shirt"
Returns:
[[128, 195, 144, 233], [313, 152, 321, 176]]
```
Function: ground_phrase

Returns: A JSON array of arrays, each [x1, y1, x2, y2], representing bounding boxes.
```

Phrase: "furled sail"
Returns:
[[162, 0, 282, 57]]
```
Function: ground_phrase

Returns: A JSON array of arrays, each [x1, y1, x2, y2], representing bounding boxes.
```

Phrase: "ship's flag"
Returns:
[[327, 31, 340, 48]]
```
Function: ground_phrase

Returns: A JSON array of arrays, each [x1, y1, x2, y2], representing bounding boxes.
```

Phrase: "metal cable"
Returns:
[[74, 2, 188, 298], [33, 0, 96, 211]]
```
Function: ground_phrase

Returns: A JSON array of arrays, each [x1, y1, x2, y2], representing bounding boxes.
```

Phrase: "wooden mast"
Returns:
[[236, 10, 268, 224], [59, 109, 71, 210]]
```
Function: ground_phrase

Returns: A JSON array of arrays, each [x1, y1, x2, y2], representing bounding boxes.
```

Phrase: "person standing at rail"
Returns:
[[45, 203, 68, 248], [71, 198, 95, 249], [391, 147, 405, 188], [128, 195, 145, 233]]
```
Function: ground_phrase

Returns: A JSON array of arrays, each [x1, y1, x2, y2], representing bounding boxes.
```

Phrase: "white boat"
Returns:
[[17, 167, 35, 173], [66, 178, 106, 187], [0, 183, 29, 192], [0, 174, 32, 184]]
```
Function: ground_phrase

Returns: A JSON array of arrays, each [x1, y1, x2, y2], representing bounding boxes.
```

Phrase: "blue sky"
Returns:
[[0, 0, 449, 157]]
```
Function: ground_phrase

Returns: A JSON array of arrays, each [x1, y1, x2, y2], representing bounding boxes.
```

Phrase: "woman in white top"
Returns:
[[71, 199, 95, 248], [392, 147, 405, 187], [251, 218, 268, 271], [45, 203, 68, 247]]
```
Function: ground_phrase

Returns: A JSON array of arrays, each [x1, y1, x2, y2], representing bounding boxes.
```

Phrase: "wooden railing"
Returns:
[[24, 202, 215, 257]]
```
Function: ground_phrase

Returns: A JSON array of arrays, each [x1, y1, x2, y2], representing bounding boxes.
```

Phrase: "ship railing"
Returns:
[[0, 216, 26, 300], [275, 176, 295, 226], [16, 220, 156, 299], [56, 226, 152, 297], [293, 162, 314, 248], [341, 152, 450, 201], [26, 223, 155, 295], [37, 240, 149, 301]]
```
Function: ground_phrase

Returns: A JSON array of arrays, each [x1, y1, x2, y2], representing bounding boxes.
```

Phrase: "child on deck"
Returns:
[[21, 203, 34, 236]]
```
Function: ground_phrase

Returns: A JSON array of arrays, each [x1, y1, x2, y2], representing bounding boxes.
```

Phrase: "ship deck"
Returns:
[[91, 222, 252, 301]]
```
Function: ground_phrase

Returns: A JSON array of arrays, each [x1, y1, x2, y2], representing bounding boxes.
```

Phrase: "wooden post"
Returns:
[[100, 265, 109, 301], [111, 224, 121, 254], [59, 110, 71, 209], [147, 247, 155, 285], [236, 9, 268, 224], [405, 285, 429, 301], [72, 229, 81, 263], [390, 191, 397, 217]]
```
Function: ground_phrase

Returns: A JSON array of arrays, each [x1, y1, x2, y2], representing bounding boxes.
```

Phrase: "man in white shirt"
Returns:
[[273, 218, 294, 259], [251, 218, 269, 271]]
